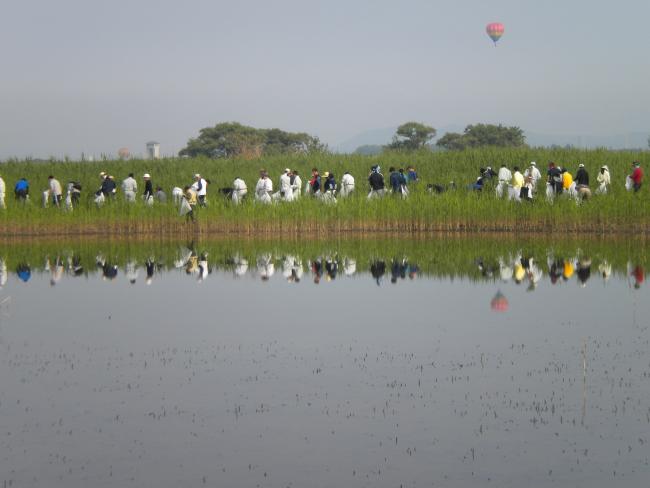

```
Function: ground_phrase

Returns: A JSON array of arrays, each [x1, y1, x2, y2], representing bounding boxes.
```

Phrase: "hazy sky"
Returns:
[[2, 0, 649, 158]]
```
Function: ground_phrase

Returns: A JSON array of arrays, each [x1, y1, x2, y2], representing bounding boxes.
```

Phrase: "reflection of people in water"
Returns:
[[631, 265, 645, 289], [282, 255, 302, 283], [525, 257, 543, 291], [499, 257, 513, 282], [96, 255, 118, 281], [16, 263, 31, 282], [562, 259, 575, 281], [0, 258, 7, 288], [256, 253, 274, 281], [145, 258, 155, 285], [126, 260, 139, 284], [232, 254, 249, 277], [370, 260, 386, 286], [343, 257, 356, 277], [49, 256, 64, 286], [325, 256, 338, 281], [576, 258, 592, 287], [311, 258, 322, 284], [598, 260, 612, 282], [391, 258, 410, 284], [67, 254, 84, 277], [197, 252, 209, 282], [548, 258, 563, 285]]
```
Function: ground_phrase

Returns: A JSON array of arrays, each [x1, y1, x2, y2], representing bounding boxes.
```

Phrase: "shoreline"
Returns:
[[1, 220, 648, 240]]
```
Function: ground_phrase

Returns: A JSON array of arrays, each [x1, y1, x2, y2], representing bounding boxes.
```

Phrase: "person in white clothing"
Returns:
[[290, 171, 302, 199], [48, 175, 63, 206], [340, 171, 355, 197], [192, 174, 208, 206], [255, 170, 273, 204], [524, 162, 542, 193], [0, 174, 5, 209], [496, 164, 512, 198], [232, 177, 248, 204], [278, 168, 294, 201], [596, 165, 611, 194], [122, 173, 138, 202]]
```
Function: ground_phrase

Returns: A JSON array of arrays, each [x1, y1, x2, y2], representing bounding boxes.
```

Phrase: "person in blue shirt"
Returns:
[[14, 177, 29, 202], [389, 167, 401, 194]]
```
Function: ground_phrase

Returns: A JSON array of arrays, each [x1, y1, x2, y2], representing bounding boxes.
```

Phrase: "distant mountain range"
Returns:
[[334, 126, 649, 153]]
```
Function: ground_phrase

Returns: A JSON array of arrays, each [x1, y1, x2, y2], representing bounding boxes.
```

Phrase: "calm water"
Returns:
[[0, 241, 648, 487]]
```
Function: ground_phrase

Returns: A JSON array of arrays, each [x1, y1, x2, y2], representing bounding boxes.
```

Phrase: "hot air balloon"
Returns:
[[486, 22, 504, 46], [490, 290, 508, 312]]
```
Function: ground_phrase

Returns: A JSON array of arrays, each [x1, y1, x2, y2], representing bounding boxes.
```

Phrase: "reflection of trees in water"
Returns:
[[0, 245, 645, 290]]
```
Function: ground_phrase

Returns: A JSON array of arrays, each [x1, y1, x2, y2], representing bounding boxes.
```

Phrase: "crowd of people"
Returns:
[[0, 161, 643, 215], [1, 249, 644, 290]]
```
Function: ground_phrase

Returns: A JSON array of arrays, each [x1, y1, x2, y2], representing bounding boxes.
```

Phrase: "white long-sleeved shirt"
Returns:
[[233, 178, 247, 193], [0, 177, 5, 194], [255, 177, 273, 202], [49, 178, 62, 196], [524, 166, 541, 186], [192, 178, 208, 196], [122, 176, 137, 193], [497, 167, 512, 182], [341, 173, 355, 195], [597, 169, 611, 186]]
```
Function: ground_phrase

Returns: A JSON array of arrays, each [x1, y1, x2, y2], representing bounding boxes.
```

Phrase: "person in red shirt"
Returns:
[[630, 161, 643, 192], [632, 265, 645, 289]]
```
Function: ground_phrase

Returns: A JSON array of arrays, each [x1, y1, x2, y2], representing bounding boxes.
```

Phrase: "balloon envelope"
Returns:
[[490, 290, 508, 312], [486, 22, 504, 44]]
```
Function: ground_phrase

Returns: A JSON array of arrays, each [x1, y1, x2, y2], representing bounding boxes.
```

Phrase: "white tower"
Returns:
[[146, 141, 160, 159]]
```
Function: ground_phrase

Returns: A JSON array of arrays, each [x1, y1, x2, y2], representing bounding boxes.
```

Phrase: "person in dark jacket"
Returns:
[[389, 167, 401, 193], [575, 164, 589, 186], [143, 173, 154, 205], [368, 166, 385, 199], [100, 175, 116, 197]]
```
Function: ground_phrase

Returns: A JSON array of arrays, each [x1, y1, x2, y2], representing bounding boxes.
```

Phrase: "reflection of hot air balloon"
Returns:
[[486, 22, 504, 46], [490, 290, 508, 312], [118, 147, 130, 160]]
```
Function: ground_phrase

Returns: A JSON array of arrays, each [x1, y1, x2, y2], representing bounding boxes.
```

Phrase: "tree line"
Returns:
[[178, 121, 526, 159]]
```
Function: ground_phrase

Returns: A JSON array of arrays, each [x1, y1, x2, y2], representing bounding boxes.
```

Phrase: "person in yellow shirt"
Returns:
[[562, 169, 573, 190], [510, 166, 525, 201]]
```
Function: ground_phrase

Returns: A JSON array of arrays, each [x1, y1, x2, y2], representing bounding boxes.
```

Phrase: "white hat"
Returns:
[[99, 171, 106, 177], [578, 163, 584, 168], [530, 161, 536, 166], [143, 173, 151, 178], [194, 173, 200, 178], [284, 168, 290, 173]]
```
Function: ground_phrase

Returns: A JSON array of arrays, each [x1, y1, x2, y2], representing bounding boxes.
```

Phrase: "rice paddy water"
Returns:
[[0, 235, 648, 487]]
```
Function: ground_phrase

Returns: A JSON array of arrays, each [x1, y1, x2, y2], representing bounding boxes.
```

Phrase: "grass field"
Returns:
[[0, 147, 647, 236]]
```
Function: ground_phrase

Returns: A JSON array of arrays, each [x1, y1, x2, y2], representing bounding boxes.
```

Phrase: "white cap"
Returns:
[[578, 163, 584, 168], [530, 161, 536, 166], [143, 173, 151, 178], [284, 168, 290, 173], [194, 173, 200, 178]]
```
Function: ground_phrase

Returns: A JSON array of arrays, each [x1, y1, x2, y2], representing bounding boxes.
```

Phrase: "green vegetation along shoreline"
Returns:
[[0, 147, 648, 236]]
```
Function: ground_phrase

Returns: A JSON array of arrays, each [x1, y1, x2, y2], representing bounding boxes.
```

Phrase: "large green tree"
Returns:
[[179, 122, 327, 158], [386, 122, 436, 151], [436, 124, 526, 150]]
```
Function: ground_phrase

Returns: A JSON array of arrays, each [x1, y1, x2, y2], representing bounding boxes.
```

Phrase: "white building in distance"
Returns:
[[146, 141, 160, 159]]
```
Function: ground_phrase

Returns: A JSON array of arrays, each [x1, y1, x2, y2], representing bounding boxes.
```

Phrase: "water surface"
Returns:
[[0, 238, 648, 487]]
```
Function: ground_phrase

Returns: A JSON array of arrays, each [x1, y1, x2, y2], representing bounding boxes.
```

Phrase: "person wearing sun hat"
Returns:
[[524, 161, 541, 193], [596, 165, 610, 194], [143, 173, 154, 206]]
